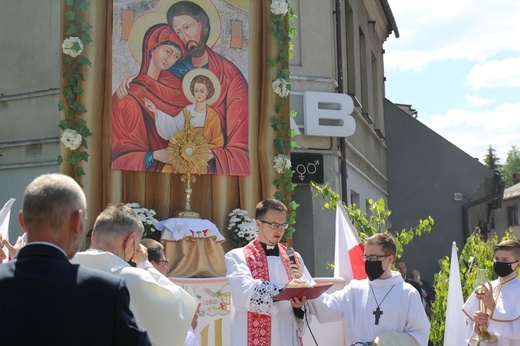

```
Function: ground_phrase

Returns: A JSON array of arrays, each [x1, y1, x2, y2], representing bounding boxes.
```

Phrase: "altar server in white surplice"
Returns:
[[308, 232, 430, 346], [225, 199, 315, 346], [72, 204, 198, 346], [462, 239, 520, 346]]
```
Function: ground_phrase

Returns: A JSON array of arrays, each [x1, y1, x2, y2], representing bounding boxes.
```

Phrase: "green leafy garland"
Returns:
[[59, 1, 297, 225], [57, 0, 92, 179], [269, 0, 299, 239]]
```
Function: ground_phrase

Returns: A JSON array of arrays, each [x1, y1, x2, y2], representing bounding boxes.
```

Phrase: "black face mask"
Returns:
[[493, 261, 518, 277], [365, 260, 385, 281]]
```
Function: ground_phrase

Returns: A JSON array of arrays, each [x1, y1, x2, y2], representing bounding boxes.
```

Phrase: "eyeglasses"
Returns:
[[361, 254, 390, 262], [157, 259, 169, 267], [258, 219, 289, 230]]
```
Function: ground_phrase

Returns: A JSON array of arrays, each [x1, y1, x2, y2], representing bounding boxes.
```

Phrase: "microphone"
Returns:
[[286, 247, 295, 264]]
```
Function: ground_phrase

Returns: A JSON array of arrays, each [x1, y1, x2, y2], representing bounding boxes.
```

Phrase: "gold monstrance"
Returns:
[[166, 110, 209, 218]]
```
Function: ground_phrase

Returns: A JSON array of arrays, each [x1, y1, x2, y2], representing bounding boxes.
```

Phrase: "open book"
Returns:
[[273, 283, 333, 301]]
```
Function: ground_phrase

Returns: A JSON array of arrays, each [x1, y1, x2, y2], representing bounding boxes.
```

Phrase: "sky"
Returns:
[[384, 0, 520, 163]]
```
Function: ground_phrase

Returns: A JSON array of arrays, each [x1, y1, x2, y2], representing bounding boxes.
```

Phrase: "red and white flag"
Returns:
[[334, 203, 367, 281], [0, 198, 16, 260]]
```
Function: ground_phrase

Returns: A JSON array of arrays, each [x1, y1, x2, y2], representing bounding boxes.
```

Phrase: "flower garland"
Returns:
[[57, 1, 298, 237], [57, 0, 92, 179], [269, 0, 299, 239]]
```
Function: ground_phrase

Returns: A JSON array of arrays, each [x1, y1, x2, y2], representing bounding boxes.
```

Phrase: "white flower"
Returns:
[[62, 36, 84, 58], [126, 203, 159, 238], [272, 77, 290, 98], [274, 154, 291, 174], [61, 128, 82, 150], [228, 209, 257, 247], [270, 0, 289, 16]]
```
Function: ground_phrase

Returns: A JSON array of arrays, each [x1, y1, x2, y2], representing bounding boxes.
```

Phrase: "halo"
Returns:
[[182, 68, 221, 105], [128, 0, 221, 65], [224, 0, 249, 10]]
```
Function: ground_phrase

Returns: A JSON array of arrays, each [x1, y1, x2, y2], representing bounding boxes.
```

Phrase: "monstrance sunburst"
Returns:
[[166, 110, 208, 218]]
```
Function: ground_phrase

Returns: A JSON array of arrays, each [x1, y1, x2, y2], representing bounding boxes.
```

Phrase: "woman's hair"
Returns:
[[190, 75, 214, 100]]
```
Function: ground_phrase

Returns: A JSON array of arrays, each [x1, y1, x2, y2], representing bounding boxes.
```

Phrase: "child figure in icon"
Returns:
[[144, 71, 223, 172]]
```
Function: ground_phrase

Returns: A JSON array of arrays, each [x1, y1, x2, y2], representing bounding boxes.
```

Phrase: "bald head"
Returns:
[[22, 173, 86, 231], [20, 173, 87, 258]]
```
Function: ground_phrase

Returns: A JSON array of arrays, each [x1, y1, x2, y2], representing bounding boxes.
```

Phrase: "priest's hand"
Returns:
[[290, 296, 307, 309], [289, 262, 303, 280], [475, 282, 495, 311], [133, 244, 148, 267]]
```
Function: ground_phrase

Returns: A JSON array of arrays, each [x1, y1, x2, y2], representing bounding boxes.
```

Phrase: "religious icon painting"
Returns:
[[111, 0, 250, 176]]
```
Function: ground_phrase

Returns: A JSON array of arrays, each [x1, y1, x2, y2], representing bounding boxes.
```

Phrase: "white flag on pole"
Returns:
[[443, 241, 466, 346], [334, 203, 367, 281], [0, 198, 16, 260]]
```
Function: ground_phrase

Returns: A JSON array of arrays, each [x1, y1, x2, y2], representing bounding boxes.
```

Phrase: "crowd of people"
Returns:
[[1, 173, 519, 345]]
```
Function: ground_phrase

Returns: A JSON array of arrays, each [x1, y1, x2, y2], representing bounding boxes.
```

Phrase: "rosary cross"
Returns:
[[373, 306, 383, 325]]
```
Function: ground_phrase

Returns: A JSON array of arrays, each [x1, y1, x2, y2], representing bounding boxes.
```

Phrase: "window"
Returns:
[[507, 206, 519, 226], [350, 190, 360, 208]]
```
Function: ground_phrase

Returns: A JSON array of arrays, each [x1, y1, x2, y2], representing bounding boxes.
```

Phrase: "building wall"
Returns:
[[384, 99, 495, 283], [0, 0, 393, 279], [290, 0, 391, 276], [492, 184, 520, 239], [0, 0, 61, 236]]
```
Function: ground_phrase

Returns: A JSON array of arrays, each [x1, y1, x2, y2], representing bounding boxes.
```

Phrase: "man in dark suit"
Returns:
[[0, 173, 151, 345], [395, 258, 423, 295]]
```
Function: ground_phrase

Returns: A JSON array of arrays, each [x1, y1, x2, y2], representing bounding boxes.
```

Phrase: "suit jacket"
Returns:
[[0, 243, 151, 346]]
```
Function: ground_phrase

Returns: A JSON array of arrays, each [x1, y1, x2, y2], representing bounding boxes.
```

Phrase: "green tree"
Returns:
[[311, 182, 434, 259], [429, 229, 517, 345], [502, 145, 520, 187], [483, 145, 502, 178]]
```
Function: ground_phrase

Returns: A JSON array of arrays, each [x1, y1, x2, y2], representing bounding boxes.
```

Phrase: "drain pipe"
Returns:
[[334, 0, 348, 204]]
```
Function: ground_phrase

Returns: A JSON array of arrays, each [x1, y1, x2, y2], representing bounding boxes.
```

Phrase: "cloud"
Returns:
[[420, 103, 520, 161], [465, 95, 493, 107], [385, 0, 520, 71], [466, 57, 520, 88]]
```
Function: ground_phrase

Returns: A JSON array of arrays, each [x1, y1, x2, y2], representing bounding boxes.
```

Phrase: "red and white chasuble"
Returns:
[[226, 237, 313, 346]]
